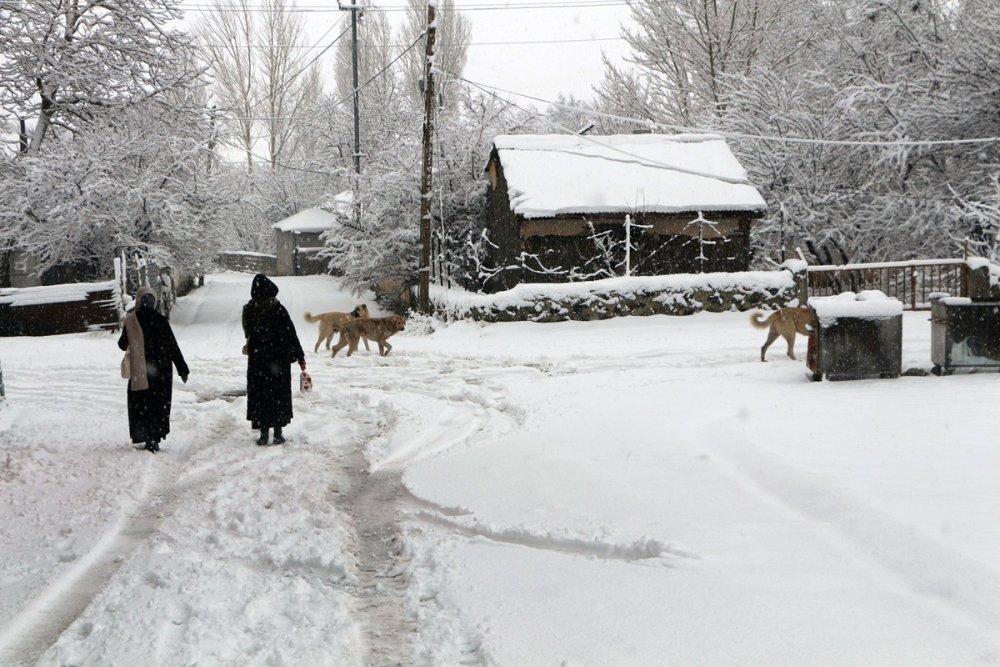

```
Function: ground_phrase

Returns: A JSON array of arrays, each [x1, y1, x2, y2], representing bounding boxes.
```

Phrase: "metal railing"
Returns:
[[806, 259, 968, 310]]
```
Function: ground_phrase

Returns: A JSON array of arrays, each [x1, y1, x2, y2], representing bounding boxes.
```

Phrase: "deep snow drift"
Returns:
[[1, 272, 998, 666]]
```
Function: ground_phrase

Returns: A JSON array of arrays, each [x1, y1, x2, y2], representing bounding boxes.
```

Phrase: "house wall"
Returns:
[[275, 230, 330, 276], [484, 152, 525, 292]]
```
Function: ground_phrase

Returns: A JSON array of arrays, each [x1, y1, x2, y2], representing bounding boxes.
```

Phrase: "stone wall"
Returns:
[[435, 264, 808, 323], [216, 252, 278, 276]]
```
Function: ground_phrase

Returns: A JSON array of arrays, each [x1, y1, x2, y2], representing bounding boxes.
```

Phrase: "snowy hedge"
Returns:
[[431, 265, 805, 323]]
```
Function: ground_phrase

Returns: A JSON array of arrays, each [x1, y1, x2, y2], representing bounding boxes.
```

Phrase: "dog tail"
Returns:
[[303, 311, 322, 323], [750, 311, 777, 329]]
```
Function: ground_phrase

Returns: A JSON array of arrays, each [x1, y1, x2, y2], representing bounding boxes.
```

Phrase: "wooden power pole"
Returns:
[[339, 1, 363, 227], [418, 1, 437, 312], [339, 1, 363, 176]]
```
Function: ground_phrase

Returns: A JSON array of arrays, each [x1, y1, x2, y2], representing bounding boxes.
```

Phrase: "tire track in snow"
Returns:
[[410, 504, 693, 565], [0, 412, 238, 667], [706, 425, 1000, 651]]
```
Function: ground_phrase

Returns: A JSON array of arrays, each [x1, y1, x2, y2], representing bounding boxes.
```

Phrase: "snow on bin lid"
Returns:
[[810, 291, 903, 325]]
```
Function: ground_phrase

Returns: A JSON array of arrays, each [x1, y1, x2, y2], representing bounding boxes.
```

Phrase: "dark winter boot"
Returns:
[[273, 428, 285, 445], [257, 428, 270, 446], [145, 441, 158, 453]]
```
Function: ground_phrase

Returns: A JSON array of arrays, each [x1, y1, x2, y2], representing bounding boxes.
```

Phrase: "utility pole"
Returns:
[[418, 0, 437, 312], [339, 1, 363, 176], [339, 2, 364, 227]]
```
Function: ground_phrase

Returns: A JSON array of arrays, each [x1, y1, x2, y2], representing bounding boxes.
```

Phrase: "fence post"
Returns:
[[910, 267, 917, 310]]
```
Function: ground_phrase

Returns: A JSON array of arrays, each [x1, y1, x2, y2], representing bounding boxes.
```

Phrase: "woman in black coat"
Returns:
[[242, 274, 306, 445], [118, 287, 189, 453]]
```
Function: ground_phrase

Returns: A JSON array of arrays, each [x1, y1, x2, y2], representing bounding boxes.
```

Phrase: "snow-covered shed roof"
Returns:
[[272, 207, 338, 234], [491, 133, 767, 220]]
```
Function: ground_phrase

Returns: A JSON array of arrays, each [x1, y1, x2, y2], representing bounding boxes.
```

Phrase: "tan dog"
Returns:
[[750, 307, 813, 362], [331, 316, 406, 358], [304, 304, 370, 353]]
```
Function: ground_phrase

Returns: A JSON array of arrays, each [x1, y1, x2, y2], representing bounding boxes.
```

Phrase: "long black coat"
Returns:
[[117, 309, 189, 444], [243, 285, 304, 430]]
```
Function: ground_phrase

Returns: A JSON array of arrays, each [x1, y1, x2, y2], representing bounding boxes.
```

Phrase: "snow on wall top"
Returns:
[[492, 133, 767, 219], [0, 280, 117, 307], [430, 269, 794, 313], [272, 207, 338, 234]]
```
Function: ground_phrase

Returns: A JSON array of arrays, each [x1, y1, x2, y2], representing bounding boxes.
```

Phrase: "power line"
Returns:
[[182, 1, 629, 13], [324, 32, 425, 112], [441, 68, 1000, 149], [209, 16, 349, 120], [196, 35, 623, 49]]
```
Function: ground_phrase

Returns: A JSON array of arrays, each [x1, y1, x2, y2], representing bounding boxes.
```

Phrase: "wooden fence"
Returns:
[[807, 259, 968, 310], [0, 280, 122, 336]]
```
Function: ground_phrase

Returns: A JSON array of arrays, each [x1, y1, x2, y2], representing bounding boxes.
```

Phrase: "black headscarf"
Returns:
[[251, 274, 279, 300]]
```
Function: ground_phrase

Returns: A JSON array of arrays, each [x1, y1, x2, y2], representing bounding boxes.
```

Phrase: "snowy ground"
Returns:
[[1, 272, 999, 666]]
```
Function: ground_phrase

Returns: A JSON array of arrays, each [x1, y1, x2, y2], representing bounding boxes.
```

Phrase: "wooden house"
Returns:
[[482, 134, 767, 291]]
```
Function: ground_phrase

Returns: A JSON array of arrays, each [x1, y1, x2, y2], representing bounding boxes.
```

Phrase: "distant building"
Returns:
[[271, 192, 353, 276], [482, 133, 767, 291]]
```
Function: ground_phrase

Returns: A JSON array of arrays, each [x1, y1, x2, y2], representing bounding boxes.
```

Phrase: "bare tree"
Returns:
[[401, 0, 472, 110], [598, 0, 815, 125], [198, 0, 257, 172], [198, 0, 323, 171]]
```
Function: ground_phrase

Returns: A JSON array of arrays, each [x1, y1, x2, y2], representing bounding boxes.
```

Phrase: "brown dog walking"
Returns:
[[304, 304, 370, 353], [331, 316, 406, 358], [750, 307, 813, 361]]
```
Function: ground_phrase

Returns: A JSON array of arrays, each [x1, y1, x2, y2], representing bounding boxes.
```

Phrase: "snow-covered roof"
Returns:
[[272, 207, 338, 234], [319, 190, 354, 220], [491, 133, 767, 219]]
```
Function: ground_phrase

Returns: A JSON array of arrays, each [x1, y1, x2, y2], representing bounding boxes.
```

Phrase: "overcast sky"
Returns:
[[181, 0, 636, 107]]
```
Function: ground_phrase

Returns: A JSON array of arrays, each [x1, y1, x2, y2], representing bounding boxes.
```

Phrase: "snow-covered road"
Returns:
[[1, 272, 998, 665]]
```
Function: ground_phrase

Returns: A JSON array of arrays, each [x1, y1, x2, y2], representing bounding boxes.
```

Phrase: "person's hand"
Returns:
[[298, 359, 306, 371], [181, 373, 189, 383]]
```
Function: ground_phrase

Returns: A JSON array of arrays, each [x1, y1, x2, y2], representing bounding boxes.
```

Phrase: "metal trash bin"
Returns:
[[930, 295, 1000, 375], [807, 291, 903, 381]]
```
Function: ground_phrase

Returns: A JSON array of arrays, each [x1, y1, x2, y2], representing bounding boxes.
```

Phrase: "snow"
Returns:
[[272, 207, 338, 234], [2, 272, 1000, 665], [0, 281, 116, 307], [492, 133, 767, 219], [810, 290, 904, 325]]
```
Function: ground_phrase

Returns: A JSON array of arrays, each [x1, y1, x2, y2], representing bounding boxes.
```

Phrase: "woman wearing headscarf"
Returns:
[[242, 274, 306, 445], [118, 286, 189, 453]]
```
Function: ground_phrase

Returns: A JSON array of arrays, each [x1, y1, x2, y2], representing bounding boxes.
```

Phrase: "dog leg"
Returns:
[[362, 336, 370, 352], [785, 332, 797, 360], [761, 329, 780, 362], [331, 335, 348, 358], [382, 340, 392, 356]]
